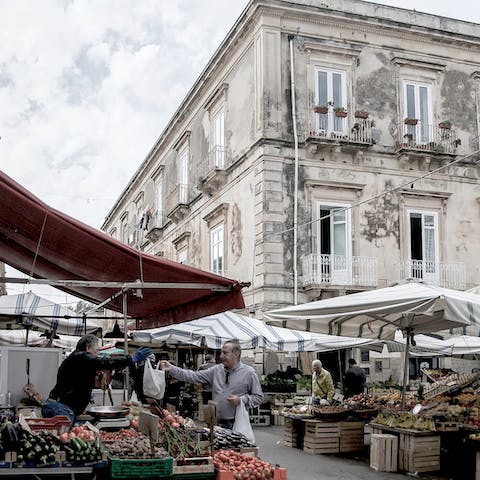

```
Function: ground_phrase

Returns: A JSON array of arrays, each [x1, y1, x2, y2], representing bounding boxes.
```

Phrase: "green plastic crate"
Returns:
[[110, 456, 173, 478]]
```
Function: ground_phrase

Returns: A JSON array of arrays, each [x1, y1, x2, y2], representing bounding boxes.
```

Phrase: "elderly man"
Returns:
[[311, 359, 334, 406], [161, 340, 263, 429]]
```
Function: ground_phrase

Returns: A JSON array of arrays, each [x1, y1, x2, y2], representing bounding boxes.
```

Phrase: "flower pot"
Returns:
[[314, 105, 328, 114], [354, 110, 369, 119], [335, 111, 348, 118], [438, 122, 451, 129], [404, 118, 418, 126]]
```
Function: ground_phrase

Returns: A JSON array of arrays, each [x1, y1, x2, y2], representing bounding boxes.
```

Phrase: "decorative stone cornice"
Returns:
[[392, 57, 446, 72], [203, 203, 229, 226]]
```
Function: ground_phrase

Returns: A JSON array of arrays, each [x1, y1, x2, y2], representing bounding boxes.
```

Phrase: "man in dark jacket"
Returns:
[[42, 334, 151, 424], [344, 358, 366, 398]]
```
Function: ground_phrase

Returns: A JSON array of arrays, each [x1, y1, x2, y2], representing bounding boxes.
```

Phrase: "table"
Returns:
[[0, 466, 98, 479]]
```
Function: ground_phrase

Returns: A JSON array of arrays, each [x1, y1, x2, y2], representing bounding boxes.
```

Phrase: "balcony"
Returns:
[[166, 183, 190, 223], [302, 254, 378, 288], [395, 123, 460, 157], [305, 113, 375, 154], [144, 211, 167, 242], [200, 146, 230, 195], [400, 260, 466, 290]]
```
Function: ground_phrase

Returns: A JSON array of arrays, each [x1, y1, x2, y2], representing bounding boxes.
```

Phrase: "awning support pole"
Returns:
[[401, 326, 412, 411], [122, 292, 129, 402]]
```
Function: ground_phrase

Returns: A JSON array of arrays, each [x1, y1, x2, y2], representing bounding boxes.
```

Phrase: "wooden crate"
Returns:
[[370, 434, 398, 472], [399, 432, 440, 473], [339, 421, 365, 452], [173, 456, 214, 475], [303, 437, 339, 454], [304, 420, 340, 437]]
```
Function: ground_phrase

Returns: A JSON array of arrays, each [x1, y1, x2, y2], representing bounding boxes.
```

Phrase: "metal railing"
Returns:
[[396, 123, 459, 154], [302, 254, 378, 287], [306, 114, 374, 145], [400, 260, 466, 290], [166, 183, 189, 214]]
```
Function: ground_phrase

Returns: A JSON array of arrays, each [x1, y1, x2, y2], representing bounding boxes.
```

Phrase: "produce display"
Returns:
[[101, 428, 168, 458], [214, 449, 275, 479], [11, 428, 62, 465], [345, 393, 378, 410], [372, 412, 437, 431], [213, 427, 256, 451]]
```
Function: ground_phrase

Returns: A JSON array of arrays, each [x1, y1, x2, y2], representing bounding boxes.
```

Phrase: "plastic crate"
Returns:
[[110, 456, 173, 478], [26, 416, 71, 435]]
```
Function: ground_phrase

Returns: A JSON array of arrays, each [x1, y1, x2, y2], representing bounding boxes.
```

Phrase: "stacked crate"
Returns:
[[339, 421, 365, 452], [302, 420, 340, 454], [283, 418, 300, 448], [370, 434, 398, 472], [398, 432, 441, 474]]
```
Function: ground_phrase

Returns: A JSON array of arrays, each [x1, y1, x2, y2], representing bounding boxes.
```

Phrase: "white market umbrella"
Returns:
[[0, 291, 99, 336], [265, 282, 477, 408]]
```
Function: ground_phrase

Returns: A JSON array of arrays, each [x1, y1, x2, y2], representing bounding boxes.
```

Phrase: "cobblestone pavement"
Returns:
[[253, 425, 452, 480]]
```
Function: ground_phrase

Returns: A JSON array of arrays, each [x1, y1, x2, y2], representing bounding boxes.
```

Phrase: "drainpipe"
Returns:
[[288, 34, 299, 306]]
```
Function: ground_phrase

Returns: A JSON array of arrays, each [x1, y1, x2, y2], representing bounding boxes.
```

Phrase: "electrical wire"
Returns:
[[266, 149, 480, 239]]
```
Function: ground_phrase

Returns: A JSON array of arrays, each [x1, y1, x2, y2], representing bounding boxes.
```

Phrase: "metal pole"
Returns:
[[289, 34, 299, 306], [401, 328, 411, 411], [122, 292, 129, 402]]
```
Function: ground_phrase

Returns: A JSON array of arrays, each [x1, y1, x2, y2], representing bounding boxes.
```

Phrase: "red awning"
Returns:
[[0, 171, 245, 328]]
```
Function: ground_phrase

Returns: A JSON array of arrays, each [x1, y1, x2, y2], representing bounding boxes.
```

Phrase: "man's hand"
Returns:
[[159, 360, 172, 371], [227, 395, 241, 406]]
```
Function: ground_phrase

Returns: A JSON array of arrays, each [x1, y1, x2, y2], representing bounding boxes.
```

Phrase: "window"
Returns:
[[211, 106, 225, 168], [316, 201, 352, 283], [210, 224, 224, 275], [404, 81, 433, 143], [121, 216, 129, 245], [316, 67, 347, 133], [155, 175, 163, 227], [360, 349, 370, 362], [407, 210, 439, 283], [177, 249, 187, 265], [178, 147, 189, 204]]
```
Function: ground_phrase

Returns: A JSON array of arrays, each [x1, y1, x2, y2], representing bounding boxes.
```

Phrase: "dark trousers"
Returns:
[[202, 391, 212, 405]]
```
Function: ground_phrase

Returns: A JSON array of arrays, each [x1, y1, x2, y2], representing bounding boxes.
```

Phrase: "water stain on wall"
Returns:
[[361, 180, 400, 246]]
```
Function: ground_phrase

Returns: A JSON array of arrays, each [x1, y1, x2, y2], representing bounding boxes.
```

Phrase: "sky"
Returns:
[[1, 0, 480, 305]]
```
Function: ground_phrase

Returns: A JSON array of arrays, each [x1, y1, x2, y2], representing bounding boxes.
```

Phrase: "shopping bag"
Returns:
[[143, 361, 166, 400], [232, 401, 255, 443]]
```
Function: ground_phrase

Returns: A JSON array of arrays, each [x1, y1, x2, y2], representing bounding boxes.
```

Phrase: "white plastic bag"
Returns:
[[232, 401, 255, 444], [143, 361, 166, 400]]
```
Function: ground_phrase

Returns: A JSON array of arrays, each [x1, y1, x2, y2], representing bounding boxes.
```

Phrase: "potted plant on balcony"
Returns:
[[334, 107, 348, 118], [354, 110, 369, 119], [403, 133, 413, 145], [314, 105, 328, 114], [404, 117, 418, 126], [438, 120, 452, 129]]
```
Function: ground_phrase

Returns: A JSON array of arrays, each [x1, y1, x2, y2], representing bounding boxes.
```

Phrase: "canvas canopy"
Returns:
[[131, 311, 382, 352], [388, 330, 480, 357], [264, 282, 476, 340], [0, 329, 80, 349], [0, 170, 245, 328], [0, 292, 99, 335]]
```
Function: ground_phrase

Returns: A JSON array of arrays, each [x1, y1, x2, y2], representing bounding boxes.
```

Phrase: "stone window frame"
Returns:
[[172, 231, 191, 265], [203, 203, 229, 275], [398, 188, 450, 265], [305, 180, 365, 256], [304, 42, 361, 126], [392, 57, 445, 128], [204, 83, 229, 168]]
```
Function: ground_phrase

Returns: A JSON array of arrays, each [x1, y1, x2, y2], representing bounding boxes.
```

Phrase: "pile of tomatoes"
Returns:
[[59, 425, 96, 442], [214, 449, 275, 480]]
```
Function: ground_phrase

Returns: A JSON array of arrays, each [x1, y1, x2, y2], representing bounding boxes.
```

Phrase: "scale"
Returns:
[[95, 416, 131, 430]]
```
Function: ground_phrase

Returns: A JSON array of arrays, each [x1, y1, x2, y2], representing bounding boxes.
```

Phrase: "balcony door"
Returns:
[[316, 202, 352, 284], [404, 81, 432, 143], [178, 147, 189, 204], [211, 106, 225, 168], [316, 67, 347, 134], [407, 210, 439, 284]]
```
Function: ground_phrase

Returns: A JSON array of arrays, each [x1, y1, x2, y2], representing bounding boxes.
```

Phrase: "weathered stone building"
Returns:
[[102, 0, 480, 319]]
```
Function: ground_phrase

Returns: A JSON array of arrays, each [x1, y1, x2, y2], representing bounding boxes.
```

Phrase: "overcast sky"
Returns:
[[2, 0, 480, 304]]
